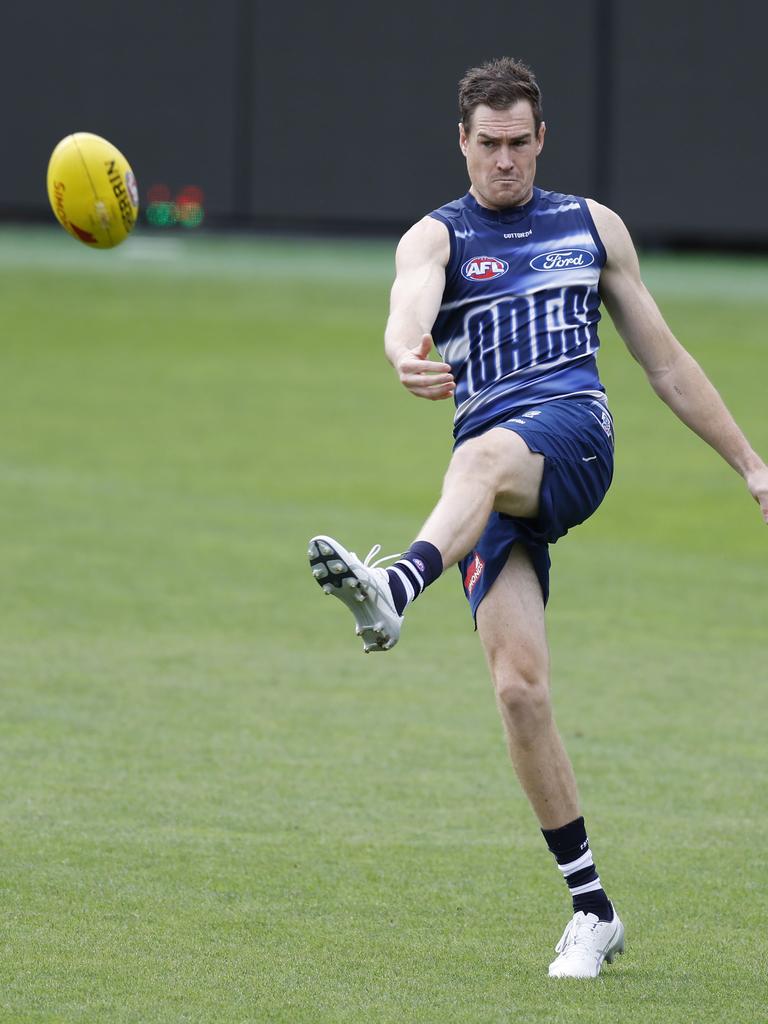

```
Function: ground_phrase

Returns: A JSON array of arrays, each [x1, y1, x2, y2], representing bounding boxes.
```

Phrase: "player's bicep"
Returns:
[[600, 268, 668, 359], [592, 201, 683, 377], [389, 218, 449, 328], [389, 261, 445, 326]]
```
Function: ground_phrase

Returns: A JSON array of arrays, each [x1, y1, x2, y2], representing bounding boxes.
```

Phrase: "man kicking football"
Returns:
[[307, 57, 768, 978]]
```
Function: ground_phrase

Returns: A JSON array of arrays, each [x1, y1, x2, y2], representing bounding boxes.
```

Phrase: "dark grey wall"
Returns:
[[4, 1, 768, 244], [247, 2, 600, 225], [3, 2, 240, 218], [610, 1, 768, 243]]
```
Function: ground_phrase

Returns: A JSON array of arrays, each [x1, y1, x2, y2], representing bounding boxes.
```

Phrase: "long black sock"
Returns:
[[386, 541, 443, 616], [541, 816, 614, 922]]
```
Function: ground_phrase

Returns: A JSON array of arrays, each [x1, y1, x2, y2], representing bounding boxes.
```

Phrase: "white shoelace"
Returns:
[[555, 917, 576, 953], [361, 543, 404, 570], [555, 913, 601, 955]]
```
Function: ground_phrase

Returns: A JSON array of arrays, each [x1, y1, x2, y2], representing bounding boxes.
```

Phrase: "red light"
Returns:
[[177, 185, 205, 205], [147, 183, 171, 204]]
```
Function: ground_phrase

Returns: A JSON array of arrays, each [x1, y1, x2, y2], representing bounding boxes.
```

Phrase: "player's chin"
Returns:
[[493, 183, 523, 203]]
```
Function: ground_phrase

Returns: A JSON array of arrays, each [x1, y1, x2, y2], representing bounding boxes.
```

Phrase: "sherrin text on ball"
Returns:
[[46, 132, 139, 248]]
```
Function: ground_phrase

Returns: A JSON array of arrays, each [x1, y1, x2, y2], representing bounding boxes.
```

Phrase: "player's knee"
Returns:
[[493, 666, 550, 720], [445, 436, 501, 491]]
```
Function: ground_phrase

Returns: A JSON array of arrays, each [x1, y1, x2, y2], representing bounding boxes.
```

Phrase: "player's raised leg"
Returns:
[[308, 427, 543, 652], [417, 426, 543, 567], [475, 544, 623, 978]]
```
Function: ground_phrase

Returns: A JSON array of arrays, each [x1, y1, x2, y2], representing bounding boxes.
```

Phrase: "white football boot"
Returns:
[[548, 909, 625, 979], [308, 535, 403, 653]]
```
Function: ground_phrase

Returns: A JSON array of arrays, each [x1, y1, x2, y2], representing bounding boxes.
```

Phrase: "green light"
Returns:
[[146, 201, 178, 228]]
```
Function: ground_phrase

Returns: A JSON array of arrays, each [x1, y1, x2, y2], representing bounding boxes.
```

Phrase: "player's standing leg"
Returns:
[[476, 544, 578, 827], [476, 545, 624, 978]]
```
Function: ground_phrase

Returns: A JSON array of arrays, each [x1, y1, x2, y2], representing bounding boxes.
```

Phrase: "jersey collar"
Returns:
[[464, 187, 540, 224]]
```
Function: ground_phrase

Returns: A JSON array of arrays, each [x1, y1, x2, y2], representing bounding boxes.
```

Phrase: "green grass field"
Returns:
[[0, 226, 766, 1023]]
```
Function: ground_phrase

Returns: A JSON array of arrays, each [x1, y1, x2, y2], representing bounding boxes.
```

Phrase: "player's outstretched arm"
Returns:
[[385, 217, 455, 401], [589, 200, 768, 524]]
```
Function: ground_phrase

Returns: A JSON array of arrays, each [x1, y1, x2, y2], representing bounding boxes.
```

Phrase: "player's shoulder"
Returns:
[[429, 194, 469, 222], [396, 215, 450, 268], [533, 187, 615, 220], [584, 199, 629, 239], [535, 188, 610, 231], [535, 186, 584, 209], [583, 199, 636, 264]]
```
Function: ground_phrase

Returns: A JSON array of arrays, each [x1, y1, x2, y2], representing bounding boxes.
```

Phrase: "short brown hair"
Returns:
[[459, 57, 543, 131]]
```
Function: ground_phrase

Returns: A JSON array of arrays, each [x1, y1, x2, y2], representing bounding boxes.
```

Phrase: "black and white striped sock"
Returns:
[[541, 816, 614, 922], [386, 541, 443, 616]]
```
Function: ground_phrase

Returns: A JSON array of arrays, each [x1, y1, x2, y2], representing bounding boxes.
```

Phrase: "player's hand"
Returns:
[[395, 334, 455, 401], [745, 464, 768, 524]]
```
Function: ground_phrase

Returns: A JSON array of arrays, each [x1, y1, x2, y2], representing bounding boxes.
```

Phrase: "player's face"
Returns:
[[459, 101, 545, 210]]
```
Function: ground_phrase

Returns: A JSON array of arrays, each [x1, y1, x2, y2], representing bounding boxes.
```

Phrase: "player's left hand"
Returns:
[[745, 464, 768, 523]]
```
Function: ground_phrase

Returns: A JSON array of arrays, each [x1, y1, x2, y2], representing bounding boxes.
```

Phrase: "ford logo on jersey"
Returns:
[[529, 249, 595, 272], [461, 256, 510, 281]]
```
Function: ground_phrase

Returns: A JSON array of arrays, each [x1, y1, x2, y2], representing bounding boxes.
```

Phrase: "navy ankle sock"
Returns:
[[386, 541, 443, 615], [541, 816, 614, 922]]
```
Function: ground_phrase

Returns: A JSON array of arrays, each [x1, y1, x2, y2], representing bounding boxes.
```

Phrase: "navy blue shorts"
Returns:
[[458, 398, 615, 618]]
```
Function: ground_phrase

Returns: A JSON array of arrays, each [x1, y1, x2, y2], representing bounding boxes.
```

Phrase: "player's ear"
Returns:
[[458, 121, 468, 157], [536, 121, 546, 155]]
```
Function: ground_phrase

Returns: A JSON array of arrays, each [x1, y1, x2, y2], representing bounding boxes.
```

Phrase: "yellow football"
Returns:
[[46, 133, 139, 248]]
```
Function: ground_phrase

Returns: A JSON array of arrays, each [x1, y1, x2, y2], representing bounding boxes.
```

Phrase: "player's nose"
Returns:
[[496, 146, 514, 169]]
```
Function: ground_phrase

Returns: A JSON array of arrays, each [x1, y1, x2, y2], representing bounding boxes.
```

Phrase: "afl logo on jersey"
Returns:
[[461, 256, 509, 281], [530, 249, 595, 272]]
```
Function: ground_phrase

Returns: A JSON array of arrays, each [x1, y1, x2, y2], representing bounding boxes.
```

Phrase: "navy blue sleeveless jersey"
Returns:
[[429, 188, 608, 442]]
